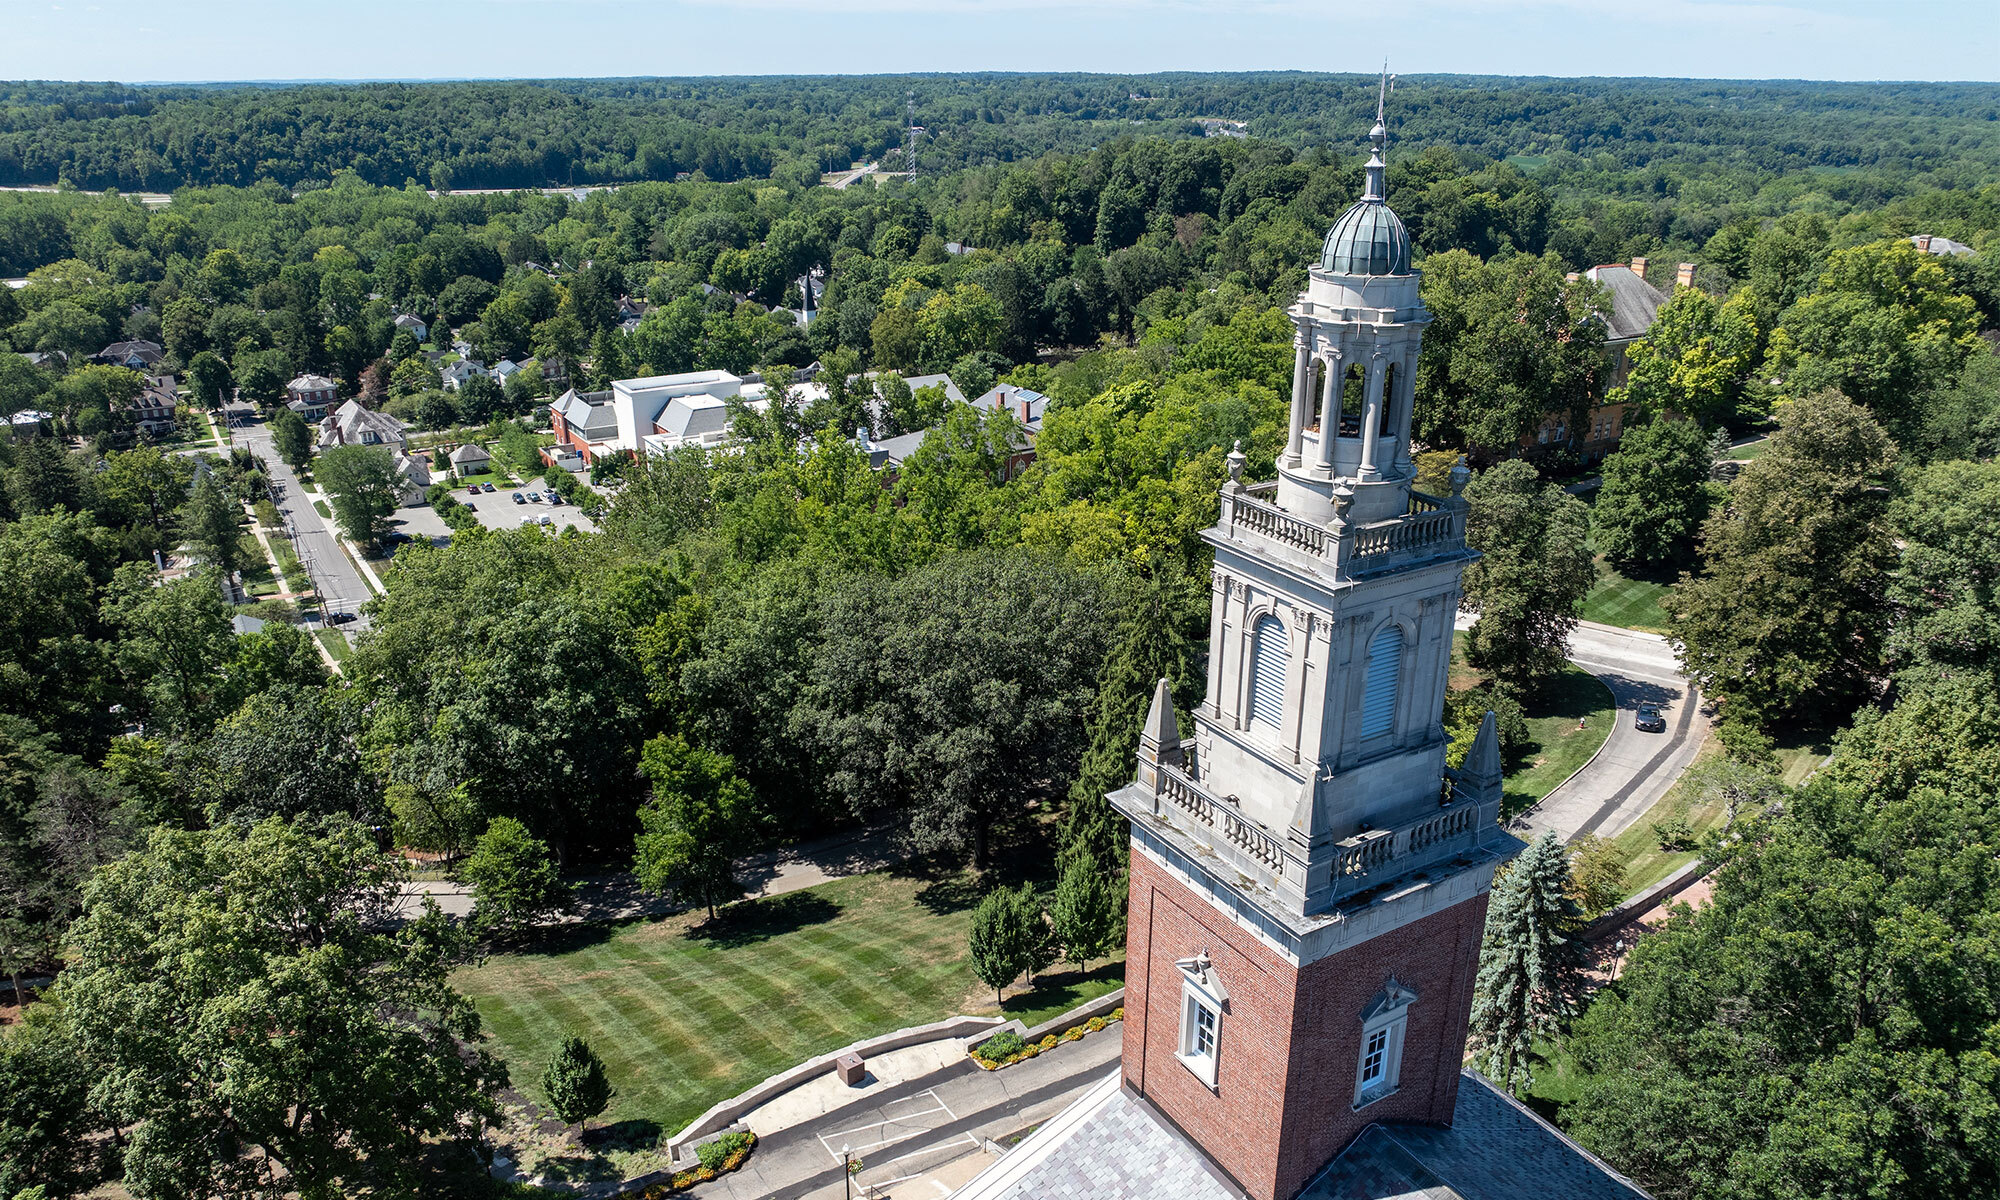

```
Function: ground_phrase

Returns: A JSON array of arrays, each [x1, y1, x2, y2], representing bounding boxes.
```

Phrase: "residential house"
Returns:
[[1911, 233, 1976, 257], [287, 373, 339, 420], [490, 359, 522, 385], [441, 359, 489, 392], [8, 409, 53, 438], [121, 374, 180, 437], [318, 398, 409, 452], [1520, 258, 1681, 463], [21, 350, 66, 369], [95, 339, 165, 371], [539, 356, 569, 387], [393, 313, 430, 342], [448, 442, 493, 478]]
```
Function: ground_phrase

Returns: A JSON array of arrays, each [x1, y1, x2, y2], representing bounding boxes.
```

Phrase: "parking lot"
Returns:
[[408, 479, 602, 538]]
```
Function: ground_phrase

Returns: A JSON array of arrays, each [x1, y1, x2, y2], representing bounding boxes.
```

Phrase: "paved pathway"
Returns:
[[1455, 615, 1709, 844], [394, 823, 902, 923], [690, 1028, 1123, 1200]]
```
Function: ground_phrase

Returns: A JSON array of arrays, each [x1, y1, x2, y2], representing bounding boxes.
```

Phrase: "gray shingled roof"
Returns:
[[963, 1074, 1243, 1200], [1585, 266, 1668, 343], [1297, 1071, 1648, 1200]]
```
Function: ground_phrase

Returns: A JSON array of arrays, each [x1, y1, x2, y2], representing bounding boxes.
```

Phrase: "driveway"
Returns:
[[1456, 614, 1709, 843]]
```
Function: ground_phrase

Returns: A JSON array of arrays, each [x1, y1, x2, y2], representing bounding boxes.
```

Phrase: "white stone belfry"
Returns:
[[1114, 79, 1515, 938]]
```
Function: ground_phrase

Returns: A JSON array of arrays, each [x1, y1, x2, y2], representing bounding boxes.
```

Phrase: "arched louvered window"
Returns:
[[1360, 624, 1403, 739], [1249, 616, 1289, 731]]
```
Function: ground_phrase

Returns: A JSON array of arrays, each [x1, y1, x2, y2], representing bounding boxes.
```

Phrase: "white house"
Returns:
[[448, 442, 493, 478], [490, 359, 522, 384], [393, 313, 429, 342], [442, 359, 489, 392], [318, 399, 409, 452]]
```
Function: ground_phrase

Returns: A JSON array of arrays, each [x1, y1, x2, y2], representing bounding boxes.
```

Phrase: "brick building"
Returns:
[[954, 82, 1646, 1200]]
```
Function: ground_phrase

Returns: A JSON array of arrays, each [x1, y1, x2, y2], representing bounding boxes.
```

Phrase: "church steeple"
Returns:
[[1110, 81, 1523, 1200]]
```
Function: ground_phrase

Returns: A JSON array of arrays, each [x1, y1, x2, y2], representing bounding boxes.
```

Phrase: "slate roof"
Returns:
[[953, 1069, 1646, 1200], [902, 373, 967, 405], [952, 1072, 1243, 1200], [1298, 1072, 1647, 1200], [96, 339, 165, 367], [1583, 265, 1668, 343], [656, 394, 731, 440], [449, 443, 492, 464]]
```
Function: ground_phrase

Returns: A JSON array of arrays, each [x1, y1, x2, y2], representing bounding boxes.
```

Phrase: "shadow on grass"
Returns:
[[999, 960, 1127, 1022], [687, 890, 841, 949], [513, 919, 619, 957], [587, 1117, 663, 1152], [524, 1151, 623, 1184]]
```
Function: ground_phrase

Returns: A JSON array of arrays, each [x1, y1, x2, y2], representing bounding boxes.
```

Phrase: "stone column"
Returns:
[[1393, 343, 1419, 476], [1314, 348, 1341, 469], [1286, 336, 1310, 466], [1359, 353, 1386, 476]]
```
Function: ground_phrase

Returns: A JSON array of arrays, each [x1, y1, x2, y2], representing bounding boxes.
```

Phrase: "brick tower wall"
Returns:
[[1122, 846, 1492, 1200]]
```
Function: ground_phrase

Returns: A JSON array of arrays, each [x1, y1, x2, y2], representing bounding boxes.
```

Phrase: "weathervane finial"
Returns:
[[1377, 59, 1389, 127]]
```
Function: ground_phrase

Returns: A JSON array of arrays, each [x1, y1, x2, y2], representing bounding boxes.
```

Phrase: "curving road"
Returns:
[[1458, 615, 1710, 844]]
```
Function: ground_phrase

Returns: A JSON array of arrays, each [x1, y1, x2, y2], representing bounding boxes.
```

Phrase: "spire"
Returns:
[[1462, 709, 1503, 794], [1142, 677, 1178, 751], [1362, 61, 1393, 203]]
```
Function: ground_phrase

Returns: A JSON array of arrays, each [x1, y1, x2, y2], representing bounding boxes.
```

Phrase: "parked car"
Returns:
[[549, 494, 564, 506], [326, 611, 356, 626], [482, 482, 496, 493], [1634, 706, 1667, 733], [538, 515, 554, 526], [465, 486, 479, 496], [512, 492, 526, 505]]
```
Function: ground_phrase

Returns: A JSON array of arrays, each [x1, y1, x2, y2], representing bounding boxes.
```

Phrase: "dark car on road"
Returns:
[[326, 612, 357, 626], [1634, 706, 1667, 733], [482, 482, 496, 493]]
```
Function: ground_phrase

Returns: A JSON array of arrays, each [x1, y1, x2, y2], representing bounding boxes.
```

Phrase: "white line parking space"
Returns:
[[819, 1089, 954, 1163]]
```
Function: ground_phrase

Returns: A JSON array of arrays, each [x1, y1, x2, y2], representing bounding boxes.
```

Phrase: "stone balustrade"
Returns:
[[1221, 482, 1464, 578], [1157, 757, 1292, 883], [1329, 802, 1481, 898]]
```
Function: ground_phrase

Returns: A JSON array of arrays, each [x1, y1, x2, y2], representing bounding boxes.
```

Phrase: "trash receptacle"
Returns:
[[836, 1051, 866, 1086]]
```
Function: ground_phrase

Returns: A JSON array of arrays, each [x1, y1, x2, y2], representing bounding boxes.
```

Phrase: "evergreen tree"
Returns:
[[1061, 570, 1201, 872], [1047, 849, 1122, 971], [176, 473, 244, 578], [540, 1034, 614, 1138], [1469, 831, 1582, 1095], [268, 406, 313, 471]]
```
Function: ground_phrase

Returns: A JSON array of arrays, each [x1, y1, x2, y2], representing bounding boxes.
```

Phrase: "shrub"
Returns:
[[976, 1030, 1026, 1061], [1653, 811, 1697, 852]]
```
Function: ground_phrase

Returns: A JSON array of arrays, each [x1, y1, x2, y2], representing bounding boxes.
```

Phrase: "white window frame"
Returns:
[[1354, 978, 1417, 1109], [1175, 956, 1227, 1090]]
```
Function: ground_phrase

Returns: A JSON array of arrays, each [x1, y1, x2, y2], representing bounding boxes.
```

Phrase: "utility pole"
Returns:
[[905, 91, 916, 177]]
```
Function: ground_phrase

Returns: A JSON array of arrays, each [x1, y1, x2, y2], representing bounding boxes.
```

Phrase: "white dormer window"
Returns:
[[1176, 953, 1228, 1089], [1355, 977, 1418, 1108]]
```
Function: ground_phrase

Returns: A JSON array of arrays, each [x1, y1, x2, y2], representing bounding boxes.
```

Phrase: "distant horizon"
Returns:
[[5, 1, 1995, 87]]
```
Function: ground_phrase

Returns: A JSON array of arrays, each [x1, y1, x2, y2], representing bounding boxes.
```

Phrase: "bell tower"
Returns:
[[1111, 73, 1522, 1200]]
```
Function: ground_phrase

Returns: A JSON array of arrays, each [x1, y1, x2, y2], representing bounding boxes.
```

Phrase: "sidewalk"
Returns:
[[394, 822, 903, 923]]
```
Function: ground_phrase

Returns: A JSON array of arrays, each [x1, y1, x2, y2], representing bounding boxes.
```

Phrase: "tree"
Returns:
[[268, 405, 313, 470], [204, 684, 378, 825], [1046, 849, 1122, 971], [1468, 830, 1582, 1095], [0, 1005, 104, 1200], [316, 443, 401, 546], [1590, 417, 1716, 571], [1461, 460, 1595, 697], [1414, 249, 1608, 451], [176, 472, 245, 577], [1565, 833, 1626, 919], [1887, 459, 2000, 694], [798, 551, 1116, 866], [1670, 391, 1896, 730], [460, 816, 573, 938], [540, 1034, 613, 1140], [1767, 238, 1982, 438], [1560, 681, 2000, 1199], [1613, 288, 1760, 427], [633, 736, 752, 920], [102, 566, 236, 734], [968, 883, 1045, 1004], [185, 351, 234, 411], [55, 817, 505, 1200]]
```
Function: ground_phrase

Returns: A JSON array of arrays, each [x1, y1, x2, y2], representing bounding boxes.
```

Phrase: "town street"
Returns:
[[223, 401, 377, 631]]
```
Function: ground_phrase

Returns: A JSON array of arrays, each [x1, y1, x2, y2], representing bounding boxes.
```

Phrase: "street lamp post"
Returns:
[[842, 1144, 853, 1199]]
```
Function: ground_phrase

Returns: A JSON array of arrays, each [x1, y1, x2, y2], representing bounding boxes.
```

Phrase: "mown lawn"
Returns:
[[454, 870, 1123, 1137], [1595, 744, 1731, 897], [1580, 561, 1672, 633], [314, 628, 352, 663]]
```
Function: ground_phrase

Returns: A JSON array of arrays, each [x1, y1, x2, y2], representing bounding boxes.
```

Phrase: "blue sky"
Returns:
[[4, 0, 1995, 83]]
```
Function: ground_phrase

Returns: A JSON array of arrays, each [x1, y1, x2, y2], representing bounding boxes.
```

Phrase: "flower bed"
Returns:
[[970, 1009, 1123, 1070], [629, 1131, 757, 1197]]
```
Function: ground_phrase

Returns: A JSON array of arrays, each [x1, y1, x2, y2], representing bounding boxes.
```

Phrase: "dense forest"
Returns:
[[3, 73, 1999, 193]]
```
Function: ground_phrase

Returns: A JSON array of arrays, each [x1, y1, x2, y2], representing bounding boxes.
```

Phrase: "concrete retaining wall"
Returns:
[[1585, 858, 1708, 939], [665, 1013, 1006, 1156]]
